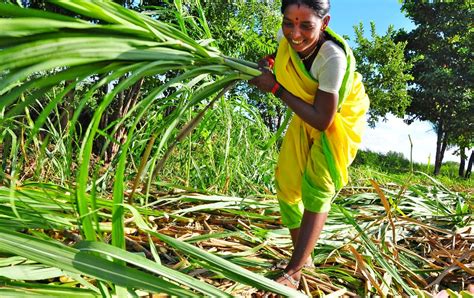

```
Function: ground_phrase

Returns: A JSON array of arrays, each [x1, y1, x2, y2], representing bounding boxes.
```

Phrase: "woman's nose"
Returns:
[[291, 27, 302, 39]]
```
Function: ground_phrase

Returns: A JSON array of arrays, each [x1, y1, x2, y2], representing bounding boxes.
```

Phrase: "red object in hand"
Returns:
[[264, 55, 275, 69]]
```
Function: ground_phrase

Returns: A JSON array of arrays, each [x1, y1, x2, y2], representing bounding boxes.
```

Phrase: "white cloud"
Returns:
[[361, 114, 459, 164]]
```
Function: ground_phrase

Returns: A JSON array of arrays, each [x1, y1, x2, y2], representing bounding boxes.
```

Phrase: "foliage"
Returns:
[[0, 1, 303, 296], [161, 95, 278, 196], [352, 159, 472, 196], [352, 22, 414, 127], [144, 0, 285, 131], [202, 1, 286, 132], [353, 149, 412, 173], [398, 2, 473, 175], [0, 1, 472, 296]]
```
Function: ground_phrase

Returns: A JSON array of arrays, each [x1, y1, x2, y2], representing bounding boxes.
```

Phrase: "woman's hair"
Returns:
[[281, 0, 330, 18]]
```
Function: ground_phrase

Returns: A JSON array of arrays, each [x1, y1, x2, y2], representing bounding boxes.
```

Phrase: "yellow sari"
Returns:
[[273, 28, 369, 229]]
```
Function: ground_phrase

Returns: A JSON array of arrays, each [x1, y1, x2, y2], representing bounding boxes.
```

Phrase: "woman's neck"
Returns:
[[301, 33, 326, 71]]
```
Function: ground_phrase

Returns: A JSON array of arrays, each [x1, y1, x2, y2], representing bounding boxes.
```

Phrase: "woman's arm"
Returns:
[[249, 70, 338, 131], [278, 86, 337, 131]]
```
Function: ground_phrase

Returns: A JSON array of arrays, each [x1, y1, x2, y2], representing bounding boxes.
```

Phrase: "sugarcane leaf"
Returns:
[[75, 241, 231, 297], [0, 228, 198, 296], [339, 206, 416, 296], [0, 264, 64, 281]]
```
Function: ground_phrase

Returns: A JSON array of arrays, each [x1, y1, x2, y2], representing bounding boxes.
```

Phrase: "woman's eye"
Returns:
[[301, 24, 314, 30]]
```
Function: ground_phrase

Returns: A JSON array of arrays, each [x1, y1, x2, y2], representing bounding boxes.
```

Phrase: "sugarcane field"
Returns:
[[0, 1, 472, 297]]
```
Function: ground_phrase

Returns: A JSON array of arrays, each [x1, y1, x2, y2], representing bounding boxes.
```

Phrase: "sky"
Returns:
[[327, 0, 459, 163]]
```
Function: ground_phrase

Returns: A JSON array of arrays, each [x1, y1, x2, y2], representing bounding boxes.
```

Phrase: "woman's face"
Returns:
[[282, 4, 328, 56]]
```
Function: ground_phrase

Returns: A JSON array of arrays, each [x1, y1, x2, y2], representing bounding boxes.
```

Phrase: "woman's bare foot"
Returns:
[[275, 270, 301, 289], [253, 270, 301, 298]]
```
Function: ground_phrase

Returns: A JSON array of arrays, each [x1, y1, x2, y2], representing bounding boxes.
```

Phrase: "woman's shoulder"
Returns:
[[311, 40, 348, 87], [319, 40, 346, 61]]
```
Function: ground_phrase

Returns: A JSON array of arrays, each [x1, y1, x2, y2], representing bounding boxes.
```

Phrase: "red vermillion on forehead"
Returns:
[[283, 16, 318, 27]]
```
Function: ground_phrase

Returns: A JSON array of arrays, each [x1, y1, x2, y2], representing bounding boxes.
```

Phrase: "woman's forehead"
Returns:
[[283, 4, 319, 21]]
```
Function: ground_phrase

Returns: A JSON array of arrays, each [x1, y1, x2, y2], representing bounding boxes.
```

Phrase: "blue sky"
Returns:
[[327, 0, 459, 163], [329, 0, 415, 37]]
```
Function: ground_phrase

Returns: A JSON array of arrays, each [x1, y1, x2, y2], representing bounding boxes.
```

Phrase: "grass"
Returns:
[[352, 150, 473, 193], [1, 105, 472, 296], [0, 167, 471, 296]]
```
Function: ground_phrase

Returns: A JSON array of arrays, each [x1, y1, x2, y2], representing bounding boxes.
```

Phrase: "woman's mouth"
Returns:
[[292, 39, 303, 45]]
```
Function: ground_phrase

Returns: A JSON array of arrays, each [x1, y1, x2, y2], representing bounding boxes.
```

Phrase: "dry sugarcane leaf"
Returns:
[[347, 245, 385, 296]]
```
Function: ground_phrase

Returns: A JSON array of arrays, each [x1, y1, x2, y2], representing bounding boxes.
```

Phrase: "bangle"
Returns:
[[271, 83, 285, 98], [271, 82, 280, 95]]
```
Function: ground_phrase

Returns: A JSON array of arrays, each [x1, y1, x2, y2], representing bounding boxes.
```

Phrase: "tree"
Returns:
[[352, 22, 414, 127], [202, 1, 284, 131], [398, 2, 473, 176], [465, 150, 473, 179], [449, 107, 473, 178]]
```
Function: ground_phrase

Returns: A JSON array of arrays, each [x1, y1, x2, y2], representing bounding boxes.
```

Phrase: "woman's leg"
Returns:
[[289, 227, 299, 245], [276, 210, 328, 288], [289, 227, 314, 267]]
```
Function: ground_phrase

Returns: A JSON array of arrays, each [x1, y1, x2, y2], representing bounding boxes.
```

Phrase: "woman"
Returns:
[[249, 0, 369, 289]]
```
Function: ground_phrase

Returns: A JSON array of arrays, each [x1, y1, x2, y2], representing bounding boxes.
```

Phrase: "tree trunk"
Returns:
[[458, 147, 466, 177], [465, 150, 473, 179], [104, 78, 144, 163], [59, 80, 75, 132], [434, 121, 449, 176]]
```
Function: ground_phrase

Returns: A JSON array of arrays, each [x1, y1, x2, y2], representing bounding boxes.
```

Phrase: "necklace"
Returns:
[[300, 43, 319, 61]]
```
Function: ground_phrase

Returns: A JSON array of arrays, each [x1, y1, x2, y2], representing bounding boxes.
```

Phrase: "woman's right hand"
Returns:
[[248, 66, 277, 93], [258, 55, 275, 69], [248, 55, 277, 93]]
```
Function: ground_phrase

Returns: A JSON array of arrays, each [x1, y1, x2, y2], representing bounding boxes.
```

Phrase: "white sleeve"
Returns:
[[318, 55, 347, 94], [313, 43, 347, 94]]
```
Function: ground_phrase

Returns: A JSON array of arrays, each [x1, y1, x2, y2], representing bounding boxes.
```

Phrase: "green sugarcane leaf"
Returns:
[[0, 228, 198, 296], [0, 264, 64, 281], [75, 241, 231, 297]]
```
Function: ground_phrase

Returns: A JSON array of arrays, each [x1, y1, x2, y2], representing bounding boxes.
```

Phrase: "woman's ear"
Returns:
[[321, 15, 331, 31]]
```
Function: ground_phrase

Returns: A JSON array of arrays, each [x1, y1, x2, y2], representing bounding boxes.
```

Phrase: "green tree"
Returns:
[[398, 2, 473, 176], [449, 103, 473, 178], [352, 22, 414, 127], [203, 1, 284, 131]]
